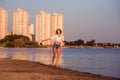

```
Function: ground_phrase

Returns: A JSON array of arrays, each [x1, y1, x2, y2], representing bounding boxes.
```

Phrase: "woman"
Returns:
[[41, 28, 64, 67]]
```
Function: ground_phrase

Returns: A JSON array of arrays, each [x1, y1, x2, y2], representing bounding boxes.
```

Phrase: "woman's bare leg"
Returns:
[[56, 48, 61, 66], [52, 47, 57, 66]]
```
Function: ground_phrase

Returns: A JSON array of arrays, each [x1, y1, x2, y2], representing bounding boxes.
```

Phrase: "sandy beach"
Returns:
[[0, 58, 119, 80]]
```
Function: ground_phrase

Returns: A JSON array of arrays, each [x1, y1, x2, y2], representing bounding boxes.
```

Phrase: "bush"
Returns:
[[0, 34, 30, 47], [14, 39, 26, 47], [4, 41, 15, 48]]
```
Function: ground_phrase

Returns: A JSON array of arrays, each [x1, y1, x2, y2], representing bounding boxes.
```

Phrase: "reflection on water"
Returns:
[[0, 48, 63, 65], [0, 52, 8, 58], [12, 53, 28, 60]]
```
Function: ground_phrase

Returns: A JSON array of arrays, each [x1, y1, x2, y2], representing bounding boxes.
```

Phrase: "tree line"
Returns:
[[65, 39, 96, 46], [0, 35, 120, 48], [0, 35, 38, 48], [65, 39, 120, 48]]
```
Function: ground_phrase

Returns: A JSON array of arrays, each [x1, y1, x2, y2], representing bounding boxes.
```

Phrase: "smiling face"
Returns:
[[57, 30, 61, 34], [56, 29, 62, 35]]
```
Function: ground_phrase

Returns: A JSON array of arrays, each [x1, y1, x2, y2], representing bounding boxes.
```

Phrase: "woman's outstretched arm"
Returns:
[[41, 38, 51, 42]]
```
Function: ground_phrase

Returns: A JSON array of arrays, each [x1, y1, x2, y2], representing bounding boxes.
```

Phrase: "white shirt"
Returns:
[[50, 35, 64, 46]]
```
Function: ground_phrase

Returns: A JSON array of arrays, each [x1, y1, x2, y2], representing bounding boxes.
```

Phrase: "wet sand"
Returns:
[[0, 58, 119, 80]]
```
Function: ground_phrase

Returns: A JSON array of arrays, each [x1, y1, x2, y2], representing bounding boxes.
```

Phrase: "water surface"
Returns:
[[0, 48, 120, 78]]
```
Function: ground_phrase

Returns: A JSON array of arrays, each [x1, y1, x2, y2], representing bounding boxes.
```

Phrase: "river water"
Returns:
[[0, 48, 120, 78]]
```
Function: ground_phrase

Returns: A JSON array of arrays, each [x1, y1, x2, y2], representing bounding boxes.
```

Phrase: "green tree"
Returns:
[[75, 39, 84, 45], [0, 34, 30, 47], [86, 40, 96, 46], [14, 39, 26, 47], [4, 41, 15, 47]]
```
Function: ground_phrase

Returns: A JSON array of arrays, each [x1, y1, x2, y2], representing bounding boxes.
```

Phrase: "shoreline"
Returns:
[[63, 45, 120, 49], [1, 42, 120, 49], [0, 58, 119, 80], [0, 45, 120, 49]]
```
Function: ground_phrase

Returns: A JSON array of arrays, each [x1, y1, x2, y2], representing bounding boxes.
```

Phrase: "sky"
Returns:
[[0, 0, 120, 43]]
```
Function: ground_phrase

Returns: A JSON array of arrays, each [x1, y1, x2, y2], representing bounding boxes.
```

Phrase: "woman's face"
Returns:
[[57, 30, 61, 34]]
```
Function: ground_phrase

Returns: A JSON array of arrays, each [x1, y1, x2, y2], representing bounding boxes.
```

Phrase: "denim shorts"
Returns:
[[53, 43, 61, 49]]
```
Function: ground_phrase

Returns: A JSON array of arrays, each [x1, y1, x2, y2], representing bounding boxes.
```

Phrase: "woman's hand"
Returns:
[[40, 40, 44, 45], [40, 42, 43, 45]]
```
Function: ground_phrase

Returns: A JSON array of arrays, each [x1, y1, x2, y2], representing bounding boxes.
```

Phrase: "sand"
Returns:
[[0, 58, 119, 80]]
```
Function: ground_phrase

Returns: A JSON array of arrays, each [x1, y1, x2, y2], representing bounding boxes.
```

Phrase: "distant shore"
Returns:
[[0, 58, 119, 80], [0, 45, 120, 49], [63, 45, 120, 49]]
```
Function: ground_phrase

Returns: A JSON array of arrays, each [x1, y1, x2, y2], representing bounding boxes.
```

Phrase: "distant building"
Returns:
[[51, 13, 64, 36], [13, 9, 29, 37], [0, 7, 64, 44], [36, 11, 51, 45], [0, 7, 8, 40], [36, 11, 64, 45], [28, 24, 34, 35], [28, 24, 34, 41]]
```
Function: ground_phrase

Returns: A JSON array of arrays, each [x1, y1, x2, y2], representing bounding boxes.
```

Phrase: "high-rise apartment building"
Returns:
[[51, 13, 64, 36], [36, 11, 51, 45], [36, 11, 64, 45], [0, 7, 8, 40], [13, 9, 29, 36], [45, 12, 51, 45]]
